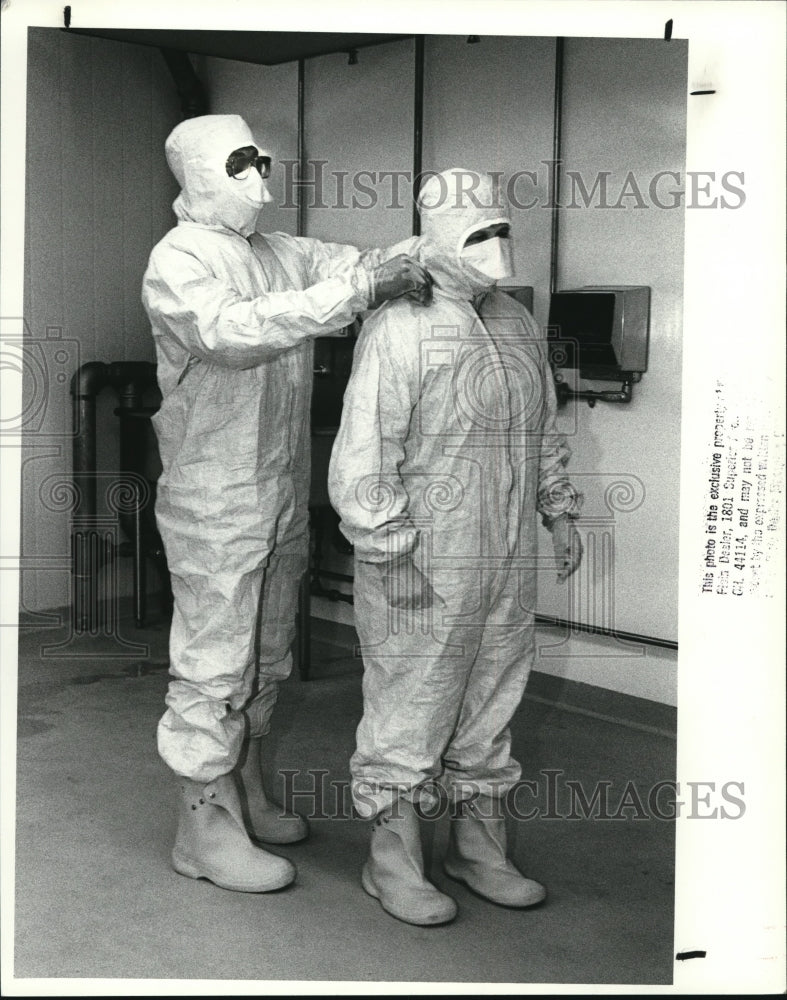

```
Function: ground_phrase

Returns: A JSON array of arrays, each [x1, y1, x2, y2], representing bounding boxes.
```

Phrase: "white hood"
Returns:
[[417, 168, 513, 298], [165, 114, 272, 237]]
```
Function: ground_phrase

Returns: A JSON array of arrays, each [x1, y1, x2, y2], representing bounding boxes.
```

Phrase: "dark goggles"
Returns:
[[225, 146, 272, 180]]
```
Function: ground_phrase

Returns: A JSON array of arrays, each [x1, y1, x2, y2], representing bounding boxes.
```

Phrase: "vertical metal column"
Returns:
[[70, 362, 108, 632], [412, 36, 425, 236], [297, 57, 306, 239], [296, 55, 311, 678], [111, 362, 156, 627], [549, 37, 565, 297]]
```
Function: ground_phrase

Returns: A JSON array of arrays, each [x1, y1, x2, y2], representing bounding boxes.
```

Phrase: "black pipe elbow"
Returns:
[[70, 361, 108, 399]]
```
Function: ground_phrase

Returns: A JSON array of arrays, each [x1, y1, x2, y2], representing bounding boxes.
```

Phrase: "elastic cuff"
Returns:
[[358, 531, 420, 567], [538, 482, 584, 527], [351, 779, 441, 820], [541, 510, 580, 531], [349, 263, 373, 309]]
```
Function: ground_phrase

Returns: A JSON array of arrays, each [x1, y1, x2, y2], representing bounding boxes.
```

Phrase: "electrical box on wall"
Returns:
[[547, 285, 650, 406]]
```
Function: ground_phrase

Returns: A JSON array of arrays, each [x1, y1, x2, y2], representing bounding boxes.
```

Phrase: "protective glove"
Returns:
[[550, 515, 583, 583], [369, 254, 433, 309], [381, 554, 440, 611]]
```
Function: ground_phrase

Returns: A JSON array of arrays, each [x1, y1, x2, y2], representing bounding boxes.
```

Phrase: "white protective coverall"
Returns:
[[143, 115, 414, 782], [328, 170, 582, 818]]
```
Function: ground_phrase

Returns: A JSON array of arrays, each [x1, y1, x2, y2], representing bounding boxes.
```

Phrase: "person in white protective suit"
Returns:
[[328, 168, 584, 926], [141, 114, 432, 894]]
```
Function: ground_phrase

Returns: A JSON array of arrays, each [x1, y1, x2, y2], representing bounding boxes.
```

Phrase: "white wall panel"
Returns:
[[537, 38, 688, 646], [303, 40, 415, 248], [21, 28, 180, 615], [196, 54, 299, 237], [23, 31, 687, 703], [422, 35, 557, 325]]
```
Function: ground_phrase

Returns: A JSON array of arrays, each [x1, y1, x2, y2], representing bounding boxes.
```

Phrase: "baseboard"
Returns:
[[523, 670, 676, 737], [16, 593, 169, 631]]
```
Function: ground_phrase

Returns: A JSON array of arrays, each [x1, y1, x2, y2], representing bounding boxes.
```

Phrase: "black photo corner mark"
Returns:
[[64, 5, 71, 29], [664, 19, 673, 41], [676, 950, 708, 961]]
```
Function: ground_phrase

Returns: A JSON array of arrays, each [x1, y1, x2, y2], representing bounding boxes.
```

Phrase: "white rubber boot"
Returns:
[[236, 737, 309, 845], [444, 796, 546, 907], [171, 773, 295, 892], [361, 798, 457, 926]]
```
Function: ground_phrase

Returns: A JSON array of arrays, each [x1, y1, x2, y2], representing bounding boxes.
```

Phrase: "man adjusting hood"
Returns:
[[142, 114, 432, 896]]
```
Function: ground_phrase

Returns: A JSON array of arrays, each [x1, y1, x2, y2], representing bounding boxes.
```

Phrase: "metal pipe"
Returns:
[[309, 573, 677, 651], [312, 569, 354, 585], [297, 57, 305, 238], [108, 362, 157, 627], [412, 35, 425, 236], [107, 361, 157, 401], [108, 363, 157, 503], [70, 361, 162, 632], [132, 494, 144, 628], [549, 37, 565, 297], [71, 360, 109, 398], [555, 379, 635, 408], [70, 362, 109, 629], [533, 613, 678, 651], [70, 362, 108, 520]]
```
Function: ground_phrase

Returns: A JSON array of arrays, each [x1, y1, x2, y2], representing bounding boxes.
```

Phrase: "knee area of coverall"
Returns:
[[272, 517, 310, 556], [352, 561, 475, 668], [255, 561, 305, 669], [156, 486, 274, 582], [258, 534, 308, 607]]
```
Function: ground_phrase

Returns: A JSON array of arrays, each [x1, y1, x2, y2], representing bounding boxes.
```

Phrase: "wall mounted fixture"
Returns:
[[548, 285, 651, 407]]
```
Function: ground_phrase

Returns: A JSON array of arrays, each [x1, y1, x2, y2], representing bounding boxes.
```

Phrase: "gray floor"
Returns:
[[14, 612, 676, 985]]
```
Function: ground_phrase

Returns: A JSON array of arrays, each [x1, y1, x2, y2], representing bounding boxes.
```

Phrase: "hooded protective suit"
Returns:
[[143, 115, 415, 782], [328, 169, 582, 818]]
